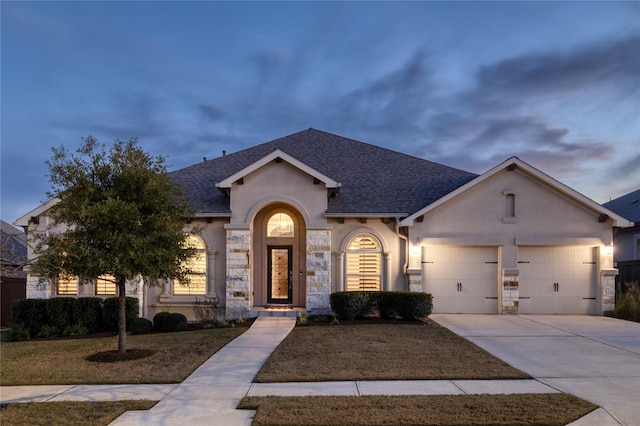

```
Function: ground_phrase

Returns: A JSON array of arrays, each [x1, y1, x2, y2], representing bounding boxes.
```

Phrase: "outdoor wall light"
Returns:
[[604, 244, 614, 256]]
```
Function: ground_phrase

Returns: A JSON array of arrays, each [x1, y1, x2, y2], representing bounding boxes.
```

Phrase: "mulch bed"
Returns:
[[85, 348, 155, 363]]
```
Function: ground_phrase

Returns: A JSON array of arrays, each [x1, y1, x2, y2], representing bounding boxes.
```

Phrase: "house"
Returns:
[[14, 129, 633, 319], [602, 189, 640, 296], [1, 220, 27, 326], [603, 189, 640, 262]]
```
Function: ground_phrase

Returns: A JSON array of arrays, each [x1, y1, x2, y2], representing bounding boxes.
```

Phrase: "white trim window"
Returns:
[[56, 275, 78, 295], [174, 234, 207, 296], [95, 275, 117, 296], [346, 233, 382, 291]]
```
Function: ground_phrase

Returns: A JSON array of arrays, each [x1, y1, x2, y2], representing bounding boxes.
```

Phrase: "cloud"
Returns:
[[469, 35, 640, 110]]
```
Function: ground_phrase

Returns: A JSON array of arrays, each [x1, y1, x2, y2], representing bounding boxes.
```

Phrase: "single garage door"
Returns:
[[422, 246, 499, 313], [518, 246, 596, 314]]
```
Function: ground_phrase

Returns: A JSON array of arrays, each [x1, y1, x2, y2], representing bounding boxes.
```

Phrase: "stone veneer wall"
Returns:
[[225, 228, 251, 319], [406, 268, 422, 293], [502, 270, 519, 314], [601, 269, 617, 313], [306, 229, 331, 315]]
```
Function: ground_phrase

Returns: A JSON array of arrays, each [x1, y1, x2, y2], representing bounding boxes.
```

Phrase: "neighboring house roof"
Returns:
[[1, 219, 27, 278], [170, 128, 477, 216], [603, 188, 640, 225], [400, 157, 634, 228]]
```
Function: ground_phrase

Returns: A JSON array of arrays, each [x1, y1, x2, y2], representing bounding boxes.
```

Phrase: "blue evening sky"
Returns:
[[2, 1, 639, 225]]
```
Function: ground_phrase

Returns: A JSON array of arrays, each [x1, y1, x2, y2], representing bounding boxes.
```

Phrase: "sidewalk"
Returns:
[[0, 316, 620, 425]]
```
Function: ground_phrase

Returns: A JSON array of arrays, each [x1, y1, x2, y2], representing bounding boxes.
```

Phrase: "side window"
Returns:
[[346, 233, 382, 291], [174, 234, 207, 296], [57, 275, 78, 295]]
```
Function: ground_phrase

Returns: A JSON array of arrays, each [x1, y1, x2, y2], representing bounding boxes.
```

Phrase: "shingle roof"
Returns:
[[170, 128, 477, 216], [1, 219, 27, 273], [603, 188, 640, 224]]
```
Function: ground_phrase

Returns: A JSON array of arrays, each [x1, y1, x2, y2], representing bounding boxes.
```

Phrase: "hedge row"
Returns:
[[330, 291, 433, 320], [12, 297, 139, 337]]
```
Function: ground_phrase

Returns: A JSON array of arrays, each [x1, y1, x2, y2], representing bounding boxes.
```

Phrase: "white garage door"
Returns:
[[518, 246, 596, 314], [422, 246, 498, 314]]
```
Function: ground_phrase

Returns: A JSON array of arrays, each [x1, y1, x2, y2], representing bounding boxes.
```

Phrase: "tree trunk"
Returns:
[[117, 277, 127, 354]]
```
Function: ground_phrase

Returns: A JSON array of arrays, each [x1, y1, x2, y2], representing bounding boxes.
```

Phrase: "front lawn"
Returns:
[[240, 394, 597, 426], [0, 401, 156, 426], [0, 326, 247, 385], [255, 320, 530, 382]]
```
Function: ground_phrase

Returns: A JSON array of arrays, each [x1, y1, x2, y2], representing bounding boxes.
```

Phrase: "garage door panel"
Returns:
[[423, 246, 498, 314], [519, 246, 596, 315]]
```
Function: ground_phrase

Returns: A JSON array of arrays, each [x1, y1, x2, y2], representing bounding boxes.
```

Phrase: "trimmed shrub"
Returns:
[[153, 312, 172, 331], [129, 317, 153, 335], [12, 299, 47, 336], [164, 313, 188, 332], [331, 291, 433, 321], [45, 297, 75, 331], [396, 292, 433, 319], [102, 297, 139, 331], [330, 291, 378, 320], [73, 298, 103, 333]]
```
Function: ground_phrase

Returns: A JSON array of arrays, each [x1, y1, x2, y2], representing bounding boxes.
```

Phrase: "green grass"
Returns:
[[1, 326, 247, 385], [255, 321, 530, 382], [0, 401, 157, 426], [239, 394, 597, 426]]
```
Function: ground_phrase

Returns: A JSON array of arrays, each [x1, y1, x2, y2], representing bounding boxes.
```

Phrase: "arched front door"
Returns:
[[253, 204, 306, 307]]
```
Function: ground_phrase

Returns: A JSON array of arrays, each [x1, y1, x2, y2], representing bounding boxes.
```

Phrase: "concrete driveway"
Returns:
[[431, 314, 640, 426]]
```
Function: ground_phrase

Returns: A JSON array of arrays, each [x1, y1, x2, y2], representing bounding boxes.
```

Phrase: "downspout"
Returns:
[[395, 217, 410, 290]]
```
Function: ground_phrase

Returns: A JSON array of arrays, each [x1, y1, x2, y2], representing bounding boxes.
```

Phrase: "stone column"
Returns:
[[306, 229, 331, 315], [502, 269, 519, 315], [225, 227, 251, 319]]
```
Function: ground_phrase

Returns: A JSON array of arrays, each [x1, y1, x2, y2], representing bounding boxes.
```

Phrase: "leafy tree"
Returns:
[[32, 136, 197, 353]]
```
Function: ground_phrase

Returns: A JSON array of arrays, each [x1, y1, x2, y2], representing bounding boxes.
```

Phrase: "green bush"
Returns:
[[37, 324, 60, 338], [130, 317, 153, 335], [614, 292, 640, 322], [62, 323, 89, 337], [330, 291, 378, 320], [165, 313, 188, 332], [153, 312, 172, 331], [12, 299, 47, 336], [331, 291, 433, 321], [7, 324, 30, 341], [102, 297, 139, 331], [45, 297, 76, 331], [396, 292, 433, 319], [73, 298, 103, 333]]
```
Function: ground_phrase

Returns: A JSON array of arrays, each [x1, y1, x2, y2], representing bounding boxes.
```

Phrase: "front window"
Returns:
[[346, 233, 382, 291], [57, 275, 78, 295], [174, 234, 207, 295], [95, 275, 117, 296]]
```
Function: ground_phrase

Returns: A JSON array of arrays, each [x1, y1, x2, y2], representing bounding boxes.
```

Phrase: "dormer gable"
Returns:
[[215, 149, 341, 198]]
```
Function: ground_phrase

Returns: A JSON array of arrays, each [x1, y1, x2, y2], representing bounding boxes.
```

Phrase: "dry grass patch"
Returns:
[[0, 400, 156, 426], [255, 322, 529, 382], [240, 394, 597, 426], [0, 327, 246, 385]]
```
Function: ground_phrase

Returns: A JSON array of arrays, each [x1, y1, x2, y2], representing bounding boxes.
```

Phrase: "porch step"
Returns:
[[250, 307, 303, 318]]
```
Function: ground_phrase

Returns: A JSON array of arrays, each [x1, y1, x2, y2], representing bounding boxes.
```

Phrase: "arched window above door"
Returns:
[[267, 212, 294, 237]]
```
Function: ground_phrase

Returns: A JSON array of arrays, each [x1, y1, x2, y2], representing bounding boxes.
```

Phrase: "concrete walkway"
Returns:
[[2, 315, 638, 425]]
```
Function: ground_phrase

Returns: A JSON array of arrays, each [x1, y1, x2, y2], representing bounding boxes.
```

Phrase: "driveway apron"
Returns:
[[431, 314, 640, 426]]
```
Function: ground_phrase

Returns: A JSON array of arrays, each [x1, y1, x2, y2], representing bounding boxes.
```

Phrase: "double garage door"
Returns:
[[422, 245, 597, 314]]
